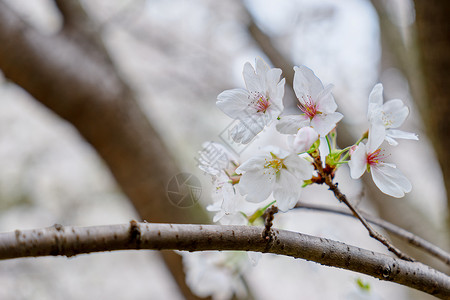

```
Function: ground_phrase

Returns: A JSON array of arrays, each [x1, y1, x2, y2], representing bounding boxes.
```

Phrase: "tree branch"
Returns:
[[313, 157, 414, 261], [294, 202, 450, 266], [0, 222, 448, 299]]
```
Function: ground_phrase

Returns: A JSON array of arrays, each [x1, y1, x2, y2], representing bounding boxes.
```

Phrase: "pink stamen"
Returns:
[[250, 92, 271, 113], [367, 148, 388, 165], [298, 95, 319, 119]]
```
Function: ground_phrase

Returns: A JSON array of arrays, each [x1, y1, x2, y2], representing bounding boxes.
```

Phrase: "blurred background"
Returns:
[[0, 0, 448, 299]]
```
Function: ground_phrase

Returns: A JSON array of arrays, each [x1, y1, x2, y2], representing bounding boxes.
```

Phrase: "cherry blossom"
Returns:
[[287, 126, 319, 154], [277, 66, 343, 136], [236, 146, 313, 211], [368, 83, 418, 146], [197, 142, 248, 223], [180, 251, 250, 300], [216, 58, 285, 144], [348, 125, 412, 198]]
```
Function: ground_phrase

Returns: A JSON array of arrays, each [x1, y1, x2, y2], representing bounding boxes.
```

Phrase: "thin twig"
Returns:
[[313, 157, 414, 261], [294, 202, 450, 266]]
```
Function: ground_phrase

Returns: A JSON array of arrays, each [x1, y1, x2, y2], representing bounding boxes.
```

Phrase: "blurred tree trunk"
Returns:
[[414, 1, 450, 221], [0, 1, 209, 299]]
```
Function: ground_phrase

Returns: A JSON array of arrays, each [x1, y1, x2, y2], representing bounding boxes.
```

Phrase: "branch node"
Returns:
[[54, 223, 63, 231], [381, 264, 391, 279], [262, 205, 278, 252], [129, 220, 141, 249]]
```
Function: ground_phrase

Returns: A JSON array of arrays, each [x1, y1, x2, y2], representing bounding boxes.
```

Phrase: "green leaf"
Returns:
[[356, 278, 371, 292]]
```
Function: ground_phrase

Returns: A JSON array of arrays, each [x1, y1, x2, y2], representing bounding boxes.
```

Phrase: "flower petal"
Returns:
[[229, 121, 258, 144], [316, 84, 337, 114], [272, 78, 286, 110], [310, 112, 343, 136], [273, 169, 302, 211], [276, 115, 310, 134], [288, 127, 319, 153], [216, 89, 250, 119], [236, 156, 266, 173], [367, 123, 385, 153], [283, 154, 314, 180], [293, 65, 324, 100], [237, 169, 275, 203], [243, 61, 264, 94], [386, 129, 418, 144], [371, 164, 411, 198], [368, 83, 383, 108], [382, 99, 409, 128], [348, 143, 367, 179]]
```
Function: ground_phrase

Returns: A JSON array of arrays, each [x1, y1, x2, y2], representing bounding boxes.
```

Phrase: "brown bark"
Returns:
[[1, 222, 449, 299], [415, 1, 450, 215], [0, 1, 209, 299]]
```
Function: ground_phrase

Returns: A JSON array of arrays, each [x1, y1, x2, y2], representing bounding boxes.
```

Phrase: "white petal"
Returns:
[[216, 89, 250, 119], [348, 143, 367, 179], [276, 115, 310, 134], [273, 169, 302, 211], [255, 57, 270, 77], [369, 83, 383, 107], [236, 156, 266, 173], [265, 68, 282, 93], [316, 84, 337, 113], [283, 154, 314, 180], [289, 127, 319, 153], [382, 99, 409, 128], [262, 145, 291, 159], [385, 136, 399, 146], [229, 122, 257, 144], [310, 112, 343, 136], [243, 62, 264, 94], [371, 164, 411, 198], [386, 129, 419, 142], [238, 169, 275, 203], [318, 137, 330, 164], [293, 65, 324, 100], [272, 78, 286, 110], [367, 123, 385, 153]]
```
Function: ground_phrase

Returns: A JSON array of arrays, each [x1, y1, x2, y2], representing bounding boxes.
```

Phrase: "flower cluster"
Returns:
[[208, 58, 417, 217], [188, 58, 417, 299]]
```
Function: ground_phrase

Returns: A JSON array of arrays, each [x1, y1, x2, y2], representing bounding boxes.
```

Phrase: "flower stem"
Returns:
[[339, 130, 369, 163], [313, 156, 414, 261]]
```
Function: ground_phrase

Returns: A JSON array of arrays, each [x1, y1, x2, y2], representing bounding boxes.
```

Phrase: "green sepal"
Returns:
[[247, 200, 276, 224]]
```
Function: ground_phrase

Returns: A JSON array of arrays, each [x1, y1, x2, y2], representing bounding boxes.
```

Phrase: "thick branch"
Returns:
[[0, 222, 448, 299], [295, 202, 450, 266]]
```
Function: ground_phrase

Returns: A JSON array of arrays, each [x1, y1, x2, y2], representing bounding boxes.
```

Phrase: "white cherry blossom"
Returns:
[[287, 126, 319, 154], [368, 83, 418, 146], [277, 66, 343, 136], [217, 58, 285, 144], [348, 125, 412, 198], [236, 146, 313, 211], [180, 251, 249, 300], [197, 142, 248, 223]]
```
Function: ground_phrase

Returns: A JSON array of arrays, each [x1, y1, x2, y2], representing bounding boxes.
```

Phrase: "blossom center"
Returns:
[[250, 92, 271, 113], [298, 95, 320, 119], [381, 111, 394, 127], [264, 153, 286, 174], [366, 148, 387, 166]]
